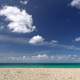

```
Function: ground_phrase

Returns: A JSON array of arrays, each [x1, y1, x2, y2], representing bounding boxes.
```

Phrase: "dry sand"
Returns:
[[0, 68, 80, 80]]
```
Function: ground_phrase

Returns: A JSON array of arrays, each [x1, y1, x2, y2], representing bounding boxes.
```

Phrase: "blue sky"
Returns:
[[0, 0, 80, 62]]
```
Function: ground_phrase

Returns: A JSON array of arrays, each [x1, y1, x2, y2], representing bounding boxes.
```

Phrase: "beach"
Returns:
[[0, 68, 80, 80]]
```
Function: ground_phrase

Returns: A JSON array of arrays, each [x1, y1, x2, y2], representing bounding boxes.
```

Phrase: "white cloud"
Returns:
[[0, 6, 36, 33], [75, 37, 80, 42], [31, 54, 49, 60], [50, 40, 58, 44], [70, 0, 80, 9], [20, 0, 28, 5], [29, 35, 45, 45]]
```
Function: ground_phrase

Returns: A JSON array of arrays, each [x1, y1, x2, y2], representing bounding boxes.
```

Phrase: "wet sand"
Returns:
[[0, 68, 80, 80]]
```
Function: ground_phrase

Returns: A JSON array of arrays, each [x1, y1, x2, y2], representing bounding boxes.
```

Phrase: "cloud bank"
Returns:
[[2, 54, 80, 63]]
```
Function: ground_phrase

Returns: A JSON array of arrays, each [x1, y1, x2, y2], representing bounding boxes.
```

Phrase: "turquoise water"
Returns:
[[0, 63, 80, 68]]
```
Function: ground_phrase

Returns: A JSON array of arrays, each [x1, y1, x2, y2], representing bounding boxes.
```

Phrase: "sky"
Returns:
[[0, 0, 80, 62]]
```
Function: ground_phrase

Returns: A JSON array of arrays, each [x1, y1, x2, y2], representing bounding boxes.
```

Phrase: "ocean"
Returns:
[[0, 63, 80, 68]]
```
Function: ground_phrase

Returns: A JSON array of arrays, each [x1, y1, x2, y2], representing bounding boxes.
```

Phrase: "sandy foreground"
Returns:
[[0, 68, 80, 80]]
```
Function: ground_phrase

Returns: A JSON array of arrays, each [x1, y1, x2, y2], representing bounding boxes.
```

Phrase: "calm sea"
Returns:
[[0, 63, 80, 68]]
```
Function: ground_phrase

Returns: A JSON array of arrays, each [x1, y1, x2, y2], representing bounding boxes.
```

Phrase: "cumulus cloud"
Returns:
[[29, 35, 45, 45], [70, 0, 80, 9], [75, 37, 80, 42], [0, 6, 36, 33]]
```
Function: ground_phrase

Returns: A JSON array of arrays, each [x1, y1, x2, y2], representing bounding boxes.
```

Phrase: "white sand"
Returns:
[[0, 68, 80, 80]]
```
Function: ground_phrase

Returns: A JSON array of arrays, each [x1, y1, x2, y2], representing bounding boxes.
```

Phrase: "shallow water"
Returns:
[[0, 63, 80, 68]]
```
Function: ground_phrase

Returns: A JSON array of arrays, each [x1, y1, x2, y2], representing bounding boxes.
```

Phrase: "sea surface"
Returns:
[[0, 63, 80, 68]]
